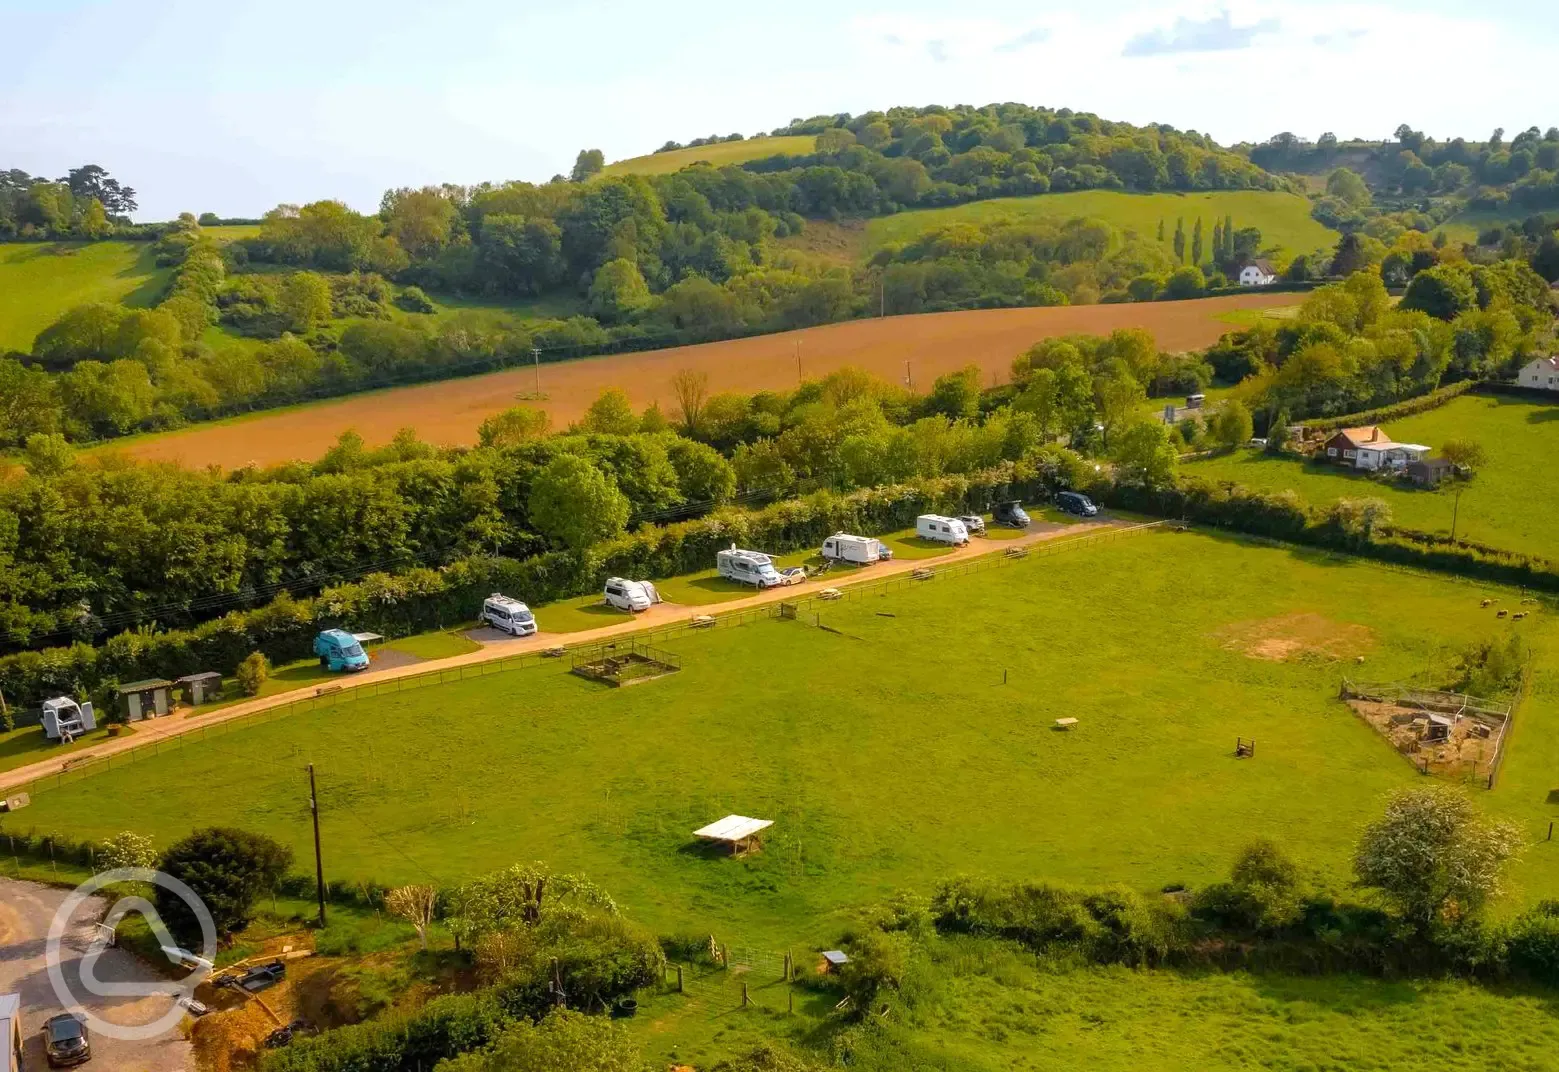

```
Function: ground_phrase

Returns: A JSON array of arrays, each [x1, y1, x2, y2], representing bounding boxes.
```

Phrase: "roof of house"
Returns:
[[1525, 355, 1559, 371], [175, 671, 223, 684], [1242, 259, 1276, 275], [118, 678, 173, 693], [1328, 426, 1392, 449], [693, 815, 773, 842], [1410, 456, 1454, 470]]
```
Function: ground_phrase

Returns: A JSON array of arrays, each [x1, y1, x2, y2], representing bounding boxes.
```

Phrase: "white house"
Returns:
[[1322, 426, 1431, 472], [1238, 260, 1278, 287], [1517, 355, 1559, 391]]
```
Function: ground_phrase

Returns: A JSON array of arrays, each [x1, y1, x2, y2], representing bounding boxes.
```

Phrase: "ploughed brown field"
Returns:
[[110, 294, 1299, 469]]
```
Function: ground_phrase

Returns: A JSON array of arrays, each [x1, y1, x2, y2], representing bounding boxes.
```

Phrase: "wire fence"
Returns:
[[8, 522, 1166, 802]]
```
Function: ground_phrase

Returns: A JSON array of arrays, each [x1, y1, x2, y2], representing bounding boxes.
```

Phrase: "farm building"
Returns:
[[118, 679, 173, 721], [693, 814, 773, 856], [1321, 426, 1430, 472], [1517, 355, 1559, 391], [176, 671, 223, 705], [1407, 457, 1455, 487], [1238, 260, 1278, 286]]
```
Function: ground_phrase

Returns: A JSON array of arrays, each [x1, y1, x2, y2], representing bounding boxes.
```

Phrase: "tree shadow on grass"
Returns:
[[1191, 526, 1359, 571]]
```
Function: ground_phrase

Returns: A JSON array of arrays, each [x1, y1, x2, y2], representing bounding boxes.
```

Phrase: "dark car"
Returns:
[[43, 1012, 90, 1067], [1056, 491, 1098, 517], [956, 514, 987, 536], [992, 500, 1030, 527]]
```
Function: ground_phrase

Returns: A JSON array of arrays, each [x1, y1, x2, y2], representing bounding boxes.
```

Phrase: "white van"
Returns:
[[604, 578, 661, 612], [916, 514, 969, 546], [480, 593, 537, 636], [717, 547, 784, 588], [821, 533, 892, 565]]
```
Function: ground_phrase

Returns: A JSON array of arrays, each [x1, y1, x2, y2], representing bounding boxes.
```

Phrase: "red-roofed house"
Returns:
[[1321, 426, 1431, 471], [1518, 356, 1559, 391]]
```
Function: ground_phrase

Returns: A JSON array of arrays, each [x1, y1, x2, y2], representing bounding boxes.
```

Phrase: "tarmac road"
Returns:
[[0, 878, 192, 1071]]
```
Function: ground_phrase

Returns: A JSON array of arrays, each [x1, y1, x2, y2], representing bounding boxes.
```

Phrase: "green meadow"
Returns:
[[0, 240, 170, 352], [601, 135, 817, 177], [1184, 393, 1559, 561]]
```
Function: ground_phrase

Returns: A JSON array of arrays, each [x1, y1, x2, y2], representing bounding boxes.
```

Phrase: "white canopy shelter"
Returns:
[[693, 814, 773, 855]]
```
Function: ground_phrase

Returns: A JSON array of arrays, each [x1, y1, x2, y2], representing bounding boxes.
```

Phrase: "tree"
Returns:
[[1532, 235, 1559, 283], [1325, 167, 1371, 208], [1440, 438, 1487, 471], [1172, 217, 1186, 263], [382, 187, 458, 261], [235, 652, 269, 696], [925, 364, 981, 419], [1354, 786, 1522, 929], [278, 271, 332, 333], [527, 455, 630, 551], [77, 198, 112, 239], [157, 827, 292, 942], [1191, 217, 1204, 265], [1110, 420, 1177, 487], [1401, 265, 1478, 321], [478, 406, 549, 447], [570, 149, 606, 183], [22, 433, 74, 477], [579, 388, 640, 434], [1266, 408, 1292, 453], [837, 929, 907, 1017], [32, 303, 124, 369], [436, 1010, 639, 1072], [1156, 219, 1165, 243], [670, 368, 710, 434], [1094, 370, 1145, 447], [98, 831, 158, 871], [666, 438, 736, 503], [1211, 399, 1253, 450], [385, 884, 438, 950], [586, 258, 651, 323], [59, 164, 137, 216], [1161, 265, 1206, 300], [1223, 213, 1235, 260]]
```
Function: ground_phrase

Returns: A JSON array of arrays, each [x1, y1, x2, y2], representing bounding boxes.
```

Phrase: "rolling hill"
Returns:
[[0, 241, 169, 353], [600, 134, 816, 176]]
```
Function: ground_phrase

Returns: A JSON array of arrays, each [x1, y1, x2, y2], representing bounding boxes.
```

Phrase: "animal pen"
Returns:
[[571, 640, 682, 687], [1339, 678, 1516, 785]]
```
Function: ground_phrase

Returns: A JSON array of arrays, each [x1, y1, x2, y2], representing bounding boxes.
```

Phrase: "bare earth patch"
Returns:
[[1215, 612, 1374, 662]]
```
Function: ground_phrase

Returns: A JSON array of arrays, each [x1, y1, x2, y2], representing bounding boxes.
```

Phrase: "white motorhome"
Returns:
[[604, 578, 662, 612], [480, 593, 537, 636], [0, 993, 20, 1072], [717, 547, 784, 588], [821, 533, 892, 565], [41, 697, 95, 743], [915, 514, 969, 546]]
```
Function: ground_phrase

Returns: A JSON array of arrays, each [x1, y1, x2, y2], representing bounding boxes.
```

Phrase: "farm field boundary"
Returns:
[[3, 522, 1164, 802]]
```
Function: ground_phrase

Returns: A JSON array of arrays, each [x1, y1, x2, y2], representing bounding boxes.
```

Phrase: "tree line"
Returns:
[[0, 164, 138, 239]]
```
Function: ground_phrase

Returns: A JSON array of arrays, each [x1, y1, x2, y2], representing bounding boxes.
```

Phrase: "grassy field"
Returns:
[[1184, 393, 1559, 561], [0, 240, 170, 352], [13, 530, 1559, 952], [863, 190, 1339, 260], [601, 135, 816, 177]]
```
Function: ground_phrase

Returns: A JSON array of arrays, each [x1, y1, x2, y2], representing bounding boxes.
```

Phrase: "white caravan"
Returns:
[[41, 697, 95, 743], [480, 593, 537, 636], [821, 533, 893, 564], [915, 514, 970, 546], [717, 547, 784, 588], [604, 578, 662, 612]]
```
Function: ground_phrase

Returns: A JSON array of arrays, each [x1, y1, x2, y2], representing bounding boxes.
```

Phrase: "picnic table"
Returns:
[[1054, 717, 1078, 730]]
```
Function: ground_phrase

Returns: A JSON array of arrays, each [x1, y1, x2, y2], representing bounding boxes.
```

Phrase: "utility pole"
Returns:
[[1450, 485, 1464, 543], [530, 347, 542, 398], [795, 338, 802, 384], [879, 279, 885, 318], [308, 764, 326, 928], [905, 360, 913, 390]]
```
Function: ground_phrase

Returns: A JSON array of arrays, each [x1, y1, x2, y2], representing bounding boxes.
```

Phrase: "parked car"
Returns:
[[915, 514, 970, 546], [313, 629, 370, 672], [776, 566, 808, 586], [43, 1012, 90, 1067], [956, 515, 987, 536], [480, 593, 537, 636], [992, 500, 1030, 528], [1055, 491, 1098, 517]]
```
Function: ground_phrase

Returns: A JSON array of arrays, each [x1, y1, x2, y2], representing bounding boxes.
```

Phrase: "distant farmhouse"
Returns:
[[1322, 426, 1432, 472], [1238, 260, 1278, 287], [1517, 355, 1559, 391]]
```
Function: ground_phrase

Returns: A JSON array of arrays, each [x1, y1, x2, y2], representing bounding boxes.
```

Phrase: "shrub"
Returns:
[[158, 827, 293, 943], [395, 286, 435, 314], [235, 652, 269, 696], [1507, 903, 1559, 984]]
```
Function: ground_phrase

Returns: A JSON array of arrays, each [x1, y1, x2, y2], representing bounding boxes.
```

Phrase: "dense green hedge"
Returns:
[[1302, 379, 1479, 432], [0, 464, 1054, 707]]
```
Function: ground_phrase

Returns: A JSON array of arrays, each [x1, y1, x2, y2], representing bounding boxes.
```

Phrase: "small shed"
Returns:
[[1407, 457, 1454, 487], [118, 678, 173, 721], [693, 814, 773, 856], [819, 950, 850, 974], [176, 671, 224, 706]]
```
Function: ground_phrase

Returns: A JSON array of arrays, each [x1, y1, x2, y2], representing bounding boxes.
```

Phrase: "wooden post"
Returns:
[[677, 964, 684, 993], [1002, 669, 1008, 685], [789, 988, 794, 1014], [783, 951, 791, 981], [742, 981, 749, 1007], [1548, 821, 1553, 842]]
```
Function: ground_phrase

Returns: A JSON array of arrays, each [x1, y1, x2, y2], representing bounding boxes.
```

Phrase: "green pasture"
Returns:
[[1184, 393, 1559, 561], [13, 530, 1559, 952], [864, 190, 1338, 259], [601, 136, 817, 178], [0, 240, 170, 352]]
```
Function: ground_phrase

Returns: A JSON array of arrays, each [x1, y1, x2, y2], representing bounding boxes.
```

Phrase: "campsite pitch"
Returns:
[[14, 529, 1559, 949]]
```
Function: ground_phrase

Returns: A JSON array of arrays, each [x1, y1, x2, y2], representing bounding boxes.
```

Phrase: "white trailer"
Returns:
[[821, 533, 892, 564], [0, 994, 19, 1072], [916, 514, 969, 546], [480, 593, 537, 636], [41, 697, 95, 743], [604, 578, 662, 612], [717, 547, 784, 588]]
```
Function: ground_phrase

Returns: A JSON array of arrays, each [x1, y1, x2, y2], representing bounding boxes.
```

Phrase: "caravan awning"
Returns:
[[693, 815, 773, 843]]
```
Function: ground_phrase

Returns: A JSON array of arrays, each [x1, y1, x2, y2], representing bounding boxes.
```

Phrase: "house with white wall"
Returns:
[[1517, 355, 1559, 391], [1238, 260, 1278, 286]]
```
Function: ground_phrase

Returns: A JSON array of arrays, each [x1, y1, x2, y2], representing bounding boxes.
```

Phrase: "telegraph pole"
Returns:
[[308, 764, 326, 928], [530, 347, 542, 398], [905, 360, 913, 391], [1450, 485, 1464, 543], [794, 338, 802, 384]]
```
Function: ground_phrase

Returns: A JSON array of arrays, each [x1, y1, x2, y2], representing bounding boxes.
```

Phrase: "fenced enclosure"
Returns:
[[571, 641, 682, 686], [1339, 678, 1517, 786]]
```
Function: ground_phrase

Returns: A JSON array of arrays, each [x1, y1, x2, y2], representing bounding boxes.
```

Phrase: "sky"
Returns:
[[2, 0, 1554, 221]]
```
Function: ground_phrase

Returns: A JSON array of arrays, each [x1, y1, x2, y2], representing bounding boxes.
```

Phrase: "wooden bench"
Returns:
[[1054, 717, 1078, 730]]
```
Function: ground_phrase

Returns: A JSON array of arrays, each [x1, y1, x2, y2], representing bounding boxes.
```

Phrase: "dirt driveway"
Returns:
[[0, 877, 192, 1071]]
